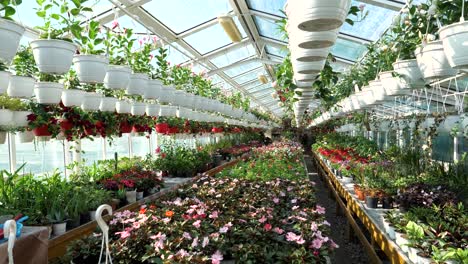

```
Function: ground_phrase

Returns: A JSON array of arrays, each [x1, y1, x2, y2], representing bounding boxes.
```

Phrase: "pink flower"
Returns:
[[291, 199, 297, 204], [132, 221, 141, 229], [219, 226, 229, 233], [111, 20, 119, 29], [152, 36, 158, 43], [259, 215, 267, 223], [311, 238, 323, 249], [315, 205, 326, 214], [311, 222, 318, 231], [329, 239, 339, 249], [202, 236, 209, 248], [177, 249, 189, 257], [115, 230, 131, 239], [155, 146, 161, 153], [359, 3, 366, 11], [183, 232, 192, 240], [191, 236, 199, 247], [273, 197, 279, 204], [209, 211, 219, 219], [211, 250, 223, 264], [273, 227, 284, 234], [264, 223, 272, 231], [193, 220, 201, 228], [272, 80, 277, 87]]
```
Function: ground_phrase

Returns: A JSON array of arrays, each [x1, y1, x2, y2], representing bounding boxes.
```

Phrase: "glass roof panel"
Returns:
[[233, 67, 266, 85], [165, 43, 192, 65], [265, 45, 288, 58], [253, 16, 285, 41], [209, 74, 224, 85], [246, 0, 287, 17], [105, 15, 148, 34], [211, 45, 256, 68], [184, 18, 246, 54], [224, 61, 264, 77], [339, 1, 397, 41], [249, 83, 271, 93], [142, 0, 232, 34], [331, 61, 351, 73], [331, 38, 367, 62]]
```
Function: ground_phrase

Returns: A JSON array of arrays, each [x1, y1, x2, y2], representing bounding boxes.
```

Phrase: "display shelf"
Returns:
[[311, 151, 411, 264]]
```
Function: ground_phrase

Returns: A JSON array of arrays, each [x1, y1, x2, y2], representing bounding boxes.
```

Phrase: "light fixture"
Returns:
[[258, 73, 268, 84], [218, 14, 242, 43]]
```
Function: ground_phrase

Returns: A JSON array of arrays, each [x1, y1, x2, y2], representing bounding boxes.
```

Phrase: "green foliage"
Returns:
[[105, 27, 135, 65], [75, 20, 105, 55], [0, 94, 28, 111], [0, 0, 22, 20], [11, 45, 38, 77]]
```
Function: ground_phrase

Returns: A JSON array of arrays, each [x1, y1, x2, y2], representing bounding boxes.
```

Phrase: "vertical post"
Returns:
[[384, 131, 389, 150], [64, 140, 72, 178], [128, 133, 133, 158], [8, 133, 16, 173], [454, 134, 460, 163], [102, 137, 107, 160], [398, 130, 404, 148], [148, 133, 153, 155], [155, 133, 159, 155]]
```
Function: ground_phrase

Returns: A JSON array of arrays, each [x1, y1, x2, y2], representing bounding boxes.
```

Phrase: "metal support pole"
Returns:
[[8, 133, 16, 173], [128, 133, 133, 158], [102, 137, 107, 160], [454, 134, 460, 163], [384, 131, 389, 150]]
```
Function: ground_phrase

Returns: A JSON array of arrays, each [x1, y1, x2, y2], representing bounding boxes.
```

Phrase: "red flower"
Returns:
[[264, 223, 272, 231]]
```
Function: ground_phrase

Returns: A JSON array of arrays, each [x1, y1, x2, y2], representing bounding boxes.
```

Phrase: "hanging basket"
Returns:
[[0, 131, 6, 144], [0, 18, 25, 64], [81, 92, 102, 111], [61, 89, 85, 107], [144, 79, 162, 99], [415, 41, 458, 81], [32, 124, 52, 137], [0, 109, 13, 126], [392, 59, 425, 89], [30, 39, 78, 74], [73, 54, 109, 84], [155, 123, 169, 134], [34, 82, 64, 105], [126, 73, 148, 95], [13, 111, 32, 127], [99, 97, 118, 112], [116, 100, 131, 114], [59, 119, 73, 131], [439, 20, 468, 70], [120, 122, 133, 134], [17, 130, 34, 143], [7, 75, 35, 98], [104, 65, 131, 90]]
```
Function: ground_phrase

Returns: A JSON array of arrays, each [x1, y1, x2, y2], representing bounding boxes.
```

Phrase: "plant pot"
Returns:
[[408, 247, 420, 263], [136, 191, 144, 200], [116, 100, 131, 114], [0, 71, 11, 94], [415, 253, 433, 264], [104, 65, 131, 90], [130, 102, 146, 116], [144, 79, 162, 99], [99, 97, 118, 112], [110, 198, 120, 211], [34, 82, 64, 104], [73, 54, 109, 83], [146, 103, 159, 117], [52, 222, 67, 236], [155, 123, 169, 134], [126, 190, 137, 203], [291, 47, 330, 62], [378, 71, 412, 98], [59, 119, 73, 131], [17, 130, 34, 143], [287, 24, 338, 49], [81, 92, 102, 111], [381, 196, 393, 209], [30, 39, 78, 74], [67, 216, 80, 229], [80, 212, 91, 224], [0, 109, 13, 126], [61, 89, 85, 107], [119, 122, 132, 134], [439, 20, 468, 70], [12, 111, 32, 127], [365, 196, 379, 208], [292, 60, 325, 75], [0, 132, 6, 144], [132, 125, 147, 133], [285, 0, 352, 32], [392, 59, 425, 88], [89, 211, 97, 221], [0, 18, 25, 64], [341, 176, 353, 184], [415, 41, 458, 81], [126, 73, 148, 95], [395, 232, 409, 253], [7, 75, 35, 98], [32, 124, 52, 137]]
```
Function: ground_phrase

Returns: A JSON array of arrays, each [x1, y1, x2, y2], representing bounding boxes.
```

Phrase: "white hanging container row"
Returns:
[[61, 89, 85, 107], [7, 76, 35, 98], [34, 82, 64, 104], [81, 92, 102, 111], [104, 65, 131, 90], [73, 55, 109, 84], [30, 39, 78, 74], [0, 18, 25, 64], [126, 73, 148, 95]]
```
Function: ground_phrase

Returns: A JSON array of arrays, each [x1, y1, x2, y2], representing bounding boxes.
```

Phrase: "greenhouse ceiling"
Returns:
[[14, 0, 419, 118]]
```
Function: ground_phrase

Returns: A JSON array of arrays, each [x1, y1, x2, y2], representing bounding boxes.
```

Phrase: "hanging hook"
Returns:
[[4, 220, 17, 264], [96, 204, 113, 264]]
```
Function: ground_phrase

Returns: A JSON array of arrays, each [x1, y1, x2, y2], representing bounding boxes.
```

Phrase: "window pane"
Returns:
[[132, 135, 150, 158], [253, 16, 285, 41], [106, 135, 130, 159], [142, 0, 232, 33], [233, 67, 265, 85], [265, 45, 288, 58], [224, 61, 263, 77], [246, 0, 287, 17], [211, 45, 256, 68], [15, 138, 65, 175], [331, 38, 367, 62], [81, 138, 104, 165]]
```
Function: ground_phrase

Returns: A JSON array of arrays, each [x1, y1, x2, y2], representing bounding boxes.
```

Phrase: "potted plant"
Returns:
[[34, 73, 64, 105], [120, 178, 136, 203], [27, 103, 60, 137], [61, 69, 85, 107], [0, 0, 25, 64], [73, 20, 108, 83], [30, 0, 90, 74], [80, 84, 102, 111], [47, 202, 68, 236], [8, 45, 36, 98], [126, 38, 154, 95], [103, 25, 134, 90]]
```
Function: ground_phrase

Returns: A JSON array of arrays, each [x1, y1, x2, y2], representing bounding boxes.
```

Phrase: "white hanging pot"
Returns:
[[99, 97, 118, 112], [145, 103, 159, 117], [0, 71, 11, 94], [0, 109, 13, 126], [17, 130, 34, 143], [368, 79, 386, 102], [0, 18, 25, 64], [61, 89, 85, 107], [115, 100, 131, 114], [288, 24, 338, 49], [7, 75, 35, 98], [131, 102, 146, 116], [158, 85, 175, 104], [104, 65, 131, 90], [286, 0, 352, 32], [415, 41, 458, 81], [30, 39, 78, 74], [126, 73, 148, 95], [293, 60, 325, 75], [379, 71, 412, 98], [144, 79, 162, 99], [291, 47, 330, 62], [81, 92, 102, 111], [73, 55, 109, 84], [159, 105, 176, 117], [172, 90, 186, 106], [439, 20, 468, 70], [34, 82, 64, 104], [13, 111, 32, 127], [392, 59, 425, 88], [182, 94, 195, 109]]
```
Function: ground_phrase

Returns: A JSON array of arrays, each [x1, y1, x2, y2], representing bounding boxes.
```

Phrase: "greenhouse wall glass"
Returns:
[[0, 0, 466, 263]]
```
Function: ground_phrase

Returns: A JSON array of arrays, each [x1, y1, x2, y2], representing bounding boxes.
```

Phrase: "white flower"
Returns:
[[419, 9, 427, 15], [379, 45, 388, 52], [402, 8, 409, 13], [426, 34, 436, 42], [422, 144, 429, 150]]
